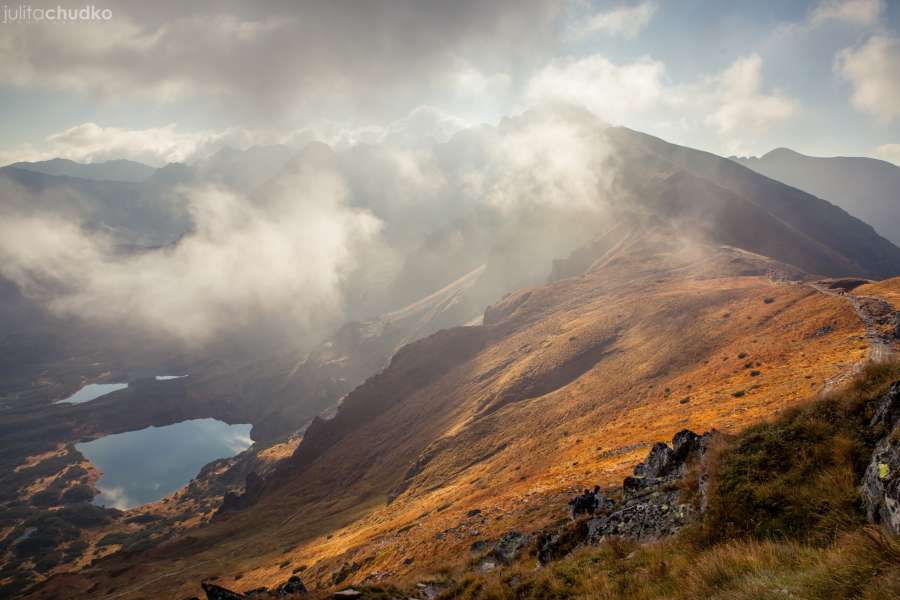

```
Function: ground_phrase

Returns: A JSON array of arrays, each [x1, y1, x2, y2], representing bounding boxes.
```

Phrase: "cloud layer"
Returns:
[[0, 0, 564, 122]]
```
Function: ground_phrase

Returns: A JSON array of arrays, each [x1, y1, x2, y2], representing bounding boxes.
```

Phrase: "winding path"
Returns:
[[807, 281, 900, 373]]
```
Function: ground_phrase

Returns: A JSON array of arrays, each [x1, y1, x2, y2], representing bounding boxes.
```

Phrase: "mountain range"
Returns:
[[733, 148, 900, 247], [2, 112, 900, 599]]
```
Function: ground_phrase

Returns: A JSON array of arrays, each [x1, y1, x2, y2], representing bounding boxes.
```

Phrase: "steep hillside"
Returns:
[[39, 232, 900, 599], [734, 149, 900, 246], [608, 128, 900, 279]]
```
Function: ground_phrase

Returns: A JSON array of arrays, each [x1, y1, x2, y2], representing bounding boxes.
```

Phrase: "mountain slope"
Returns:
[[608, 128, 900, 279], [733, 148, 900, 246], [48, 231, 896, 599], [0, 166, 190, 247]]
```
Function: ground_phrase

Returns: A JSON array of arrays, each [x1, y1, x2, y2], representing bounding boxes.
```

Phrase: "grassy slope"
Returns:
[[30, 242, 891, 599], [409, 362, 900, 600]]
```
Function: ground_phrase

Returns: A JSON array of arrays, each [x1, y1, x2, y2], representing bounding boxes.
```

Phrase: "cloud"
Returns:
[[810, 0, 883, 27], [836, 35, 900, 121], [699, 54, 797, 136], [44, 123, 224, 166], [472, 107, 617, 213], [0, 169, 386, 346], [0, 106, 626, 350], [575, 1, 657, 39], [0, 122, 284, 167], [95, 485, 133, 510], [0, 0, 565, 122], [874, 143, 900, 165], [526, 54, 666, 123], [0, 104, 476, 168], [525, 51, 795, 155]]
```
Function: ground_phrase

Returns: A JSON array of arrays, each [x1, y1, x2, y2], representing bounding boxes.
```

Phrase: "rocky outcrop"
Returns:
[[861, 382, 900, 534], [199, 575, 308, 599], [201, 581, 246, 600], [589, 430, 713, 541], [538, 429, 714, 563], [274, 576, 309, 597]]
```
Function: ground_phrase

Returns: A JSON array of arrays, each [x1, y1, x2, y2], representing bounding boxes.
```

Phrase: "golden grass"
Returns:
[[32, 245, 890, 599]]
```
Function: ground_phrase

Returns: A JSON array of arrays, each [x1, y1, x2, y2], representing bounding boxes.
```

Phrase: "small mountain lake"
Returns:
[[76, 418, 252, 509], [55, 375, 191, 405], [55, 382, 129, 405]]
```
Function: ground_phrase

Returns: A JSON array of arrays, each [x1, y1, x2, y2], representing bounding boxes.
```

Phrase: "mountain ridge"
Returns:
[[732, 148, 900, 247]]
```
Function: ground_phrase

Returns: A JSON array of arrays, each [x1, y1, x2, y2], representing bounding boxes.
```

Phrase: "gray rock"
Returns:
[[860, 436, 900, 533], [870, 382, 900, 430], [861, 382, 900, 535], [490, 531, 528, 564]]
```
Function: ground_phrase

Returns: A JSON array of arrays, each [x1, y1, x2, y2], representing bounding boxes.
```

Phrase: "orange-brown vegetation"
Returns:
[[31, 238, 898, 599]]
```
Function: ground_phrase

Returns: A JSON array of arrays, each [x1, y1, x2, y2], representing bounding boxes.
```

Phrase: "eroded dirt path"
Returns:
[[809, 281, 898, 374]]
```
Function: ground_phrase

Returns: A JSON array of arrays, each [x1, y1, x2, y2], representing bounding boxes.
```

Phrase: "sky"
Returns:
[[1, 0, 899, 166]]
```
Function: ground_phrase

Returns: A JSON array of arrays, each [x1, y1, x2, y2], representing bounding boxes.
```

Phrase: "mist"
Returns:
[[0, 106, 622, 355]]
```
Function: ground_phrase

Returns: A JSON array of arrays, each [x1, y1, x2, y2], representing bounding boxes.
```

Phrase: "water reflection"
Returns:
[[77, 418, 252, 509]]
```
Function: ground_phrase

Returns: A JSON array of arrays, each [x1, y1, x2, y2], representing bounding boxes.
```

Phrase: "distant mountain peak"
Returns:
[[7, 157, 157, 183]]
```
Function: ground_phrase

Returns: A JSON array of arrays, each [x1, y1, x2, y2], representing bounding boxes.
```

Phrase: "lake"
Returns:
[[76, 418, 252, 509], [55, 383, 128, 405]]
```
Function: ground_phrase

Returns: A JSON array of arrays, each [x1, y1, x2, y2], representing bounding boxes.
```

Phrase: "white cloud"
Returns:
[[0, 122, 266, 167], [836, 35, 900, 121], [0, 0, 564, 121], [0, 104, 475, 168], [576, 2, 657, 39], [526, 54, 666, 122], [874, 143, 900, 165], [700, 54, 797, 136], [524, 51, 795, 156], [810, 0, 883, 27], [0, 173, 386, 345]]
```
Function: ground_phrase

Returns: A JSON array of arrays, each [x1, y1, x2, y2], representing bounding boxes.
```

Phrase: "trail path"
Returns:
[[808, 281, 898, 391]]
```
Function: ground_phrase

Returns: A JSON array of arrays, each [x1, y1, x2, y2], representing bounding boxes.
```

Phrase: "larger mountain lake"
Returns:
[[76, 418, 252, 509]]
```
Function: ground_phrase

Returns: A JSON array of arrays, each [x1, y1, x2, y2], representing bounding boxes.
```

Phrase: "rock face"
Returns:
[[539, 429, 714, 563], [861, 382, 900, 534]]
